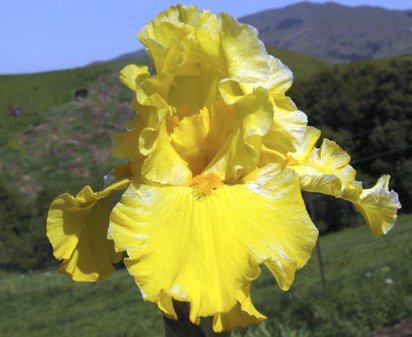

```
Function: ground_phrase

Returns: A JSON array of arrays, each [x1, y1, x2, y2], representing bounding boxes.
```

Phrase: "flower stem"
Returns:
[[163, 302, 231, 337], [304, 192, 327, 290]]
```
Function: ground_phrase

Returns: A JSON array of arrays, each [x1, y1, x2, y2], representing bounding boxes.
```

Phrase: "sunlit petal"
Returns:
[[109, 164, 317, 331], [47, 180, 129, 281], [120, 64, 150, 92], [140, 121, 192, 185], [343, 176, 401, 236], [287, 129, 356, 196]]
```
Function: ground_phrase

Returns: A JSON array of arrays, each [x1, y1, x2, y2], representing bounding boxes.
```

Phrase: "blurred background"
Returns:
[[0, 1, 411, 336]]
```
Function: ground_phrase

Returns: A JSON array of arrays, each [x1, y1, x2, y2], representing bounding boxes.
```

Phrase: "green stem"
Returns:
[[304, 192, 327, 290], [163, 302, 231, 337]]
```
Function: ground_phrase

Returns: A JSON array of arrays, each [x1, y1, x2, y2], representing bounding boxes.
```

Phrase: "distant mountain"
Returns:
[[88, 49, 148, 66], [104, 2, 412, 64], [241, 1, 412, 62]]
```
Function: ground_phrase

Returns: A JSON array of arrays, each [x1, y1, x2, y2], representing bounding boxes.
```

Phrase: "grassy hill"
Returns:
[[0, 60, 139, 144], [1, 214, 410, 337], [241, 2, 412, 63], [268, 47, 329, 81]]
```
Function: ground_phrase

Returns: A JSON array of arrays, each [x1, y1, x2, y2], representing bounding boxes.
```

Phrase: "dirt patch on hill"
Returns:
[[369, 321, 412, 337]]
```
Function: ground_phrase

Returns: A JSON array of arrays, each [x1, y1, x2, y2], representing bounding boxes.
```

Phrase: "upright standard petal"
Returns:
[[109, 164, 317, 331], [205, 88, 273, 182], [140, 120, 192, 185], [138, 5, 211, 73], [47, 179, 129, 281], [171, 107, 234, 175], [259, 97, 307, 167]]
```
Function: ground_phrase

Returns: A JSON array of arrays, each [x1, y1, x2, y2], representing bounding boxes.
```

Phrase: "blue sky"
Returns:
[[1, 0, 411, 74]]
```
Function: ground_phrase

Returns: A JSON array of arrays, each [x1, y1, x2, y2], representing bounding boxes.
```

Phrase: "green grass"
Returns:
[[1, 214, 411, 337]]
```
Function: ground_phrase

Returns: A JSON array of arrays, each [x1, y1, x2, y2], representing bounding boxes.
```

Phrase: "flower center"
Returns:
[[284, 155, 299, 167], [190, 173, 223, 197]]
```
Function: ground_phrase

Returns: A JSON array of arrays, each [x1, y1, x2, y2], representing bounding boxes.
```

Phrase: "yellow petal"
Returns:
[[288, 127, 401, 236], [138, 5, 210, 73], [134, 74, 173, 123], [343, 176, 401, 236], [239, 55, 294, 98], [140, 121, 192, 185], [260, 97, 307, 164], [112, 115, 145, 166], [138, 5, 289, 110], [289, 126, 320, 162], [168, 65, 222, 115], [119, 64, 150, 92], [47, 179, 129, 281], [171, 107, 234, 175], [109, 164, 317, 331], [287, 131, 356, 196], [205, 88, 273, 181], [218, 13, 268, 84], [265, 55, 294, 95]]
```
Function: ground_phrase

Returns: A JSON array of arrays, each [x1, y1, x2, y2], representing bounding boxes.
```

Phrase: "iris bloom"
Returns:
[[47, 5, 401, 332]]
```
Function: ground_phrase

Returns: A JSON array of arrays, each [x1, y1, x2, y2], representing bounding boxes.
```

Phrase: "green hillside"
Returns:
[[0, 60, 139, 144], [268, 47, 330, 81]]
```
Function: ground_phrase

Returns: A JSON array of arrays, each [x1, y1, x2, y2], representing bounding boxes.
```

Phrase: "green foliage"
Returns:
[[0, 175, 53, 271], [232, 322, 309, 337]]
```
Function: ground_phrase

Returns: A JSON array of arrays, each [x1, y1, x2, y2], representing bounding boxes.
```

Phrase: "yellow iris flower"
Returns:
[[46, 5, 401, 332]]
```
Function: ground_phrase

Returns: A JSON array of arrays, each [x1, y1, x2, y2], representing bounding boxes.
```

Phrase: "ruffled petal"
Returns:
[[238, 55, 294, 98], [166, 64, 221, 115], [218, 13, 268, 84], [259, 97, 307, 166], [112, 116, 145, 170], [119, 64, 150, 92], [171, 107, 234, 175], [109, 164, 317, 331], [343, 176, 401, 236], [140, 121, 192, 185], [138, 5, 211, 73], [291, 126, 321, 162], [46, 179, 129, 281], [287, 128, 356, 196], [205, 88, 273, 181]]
